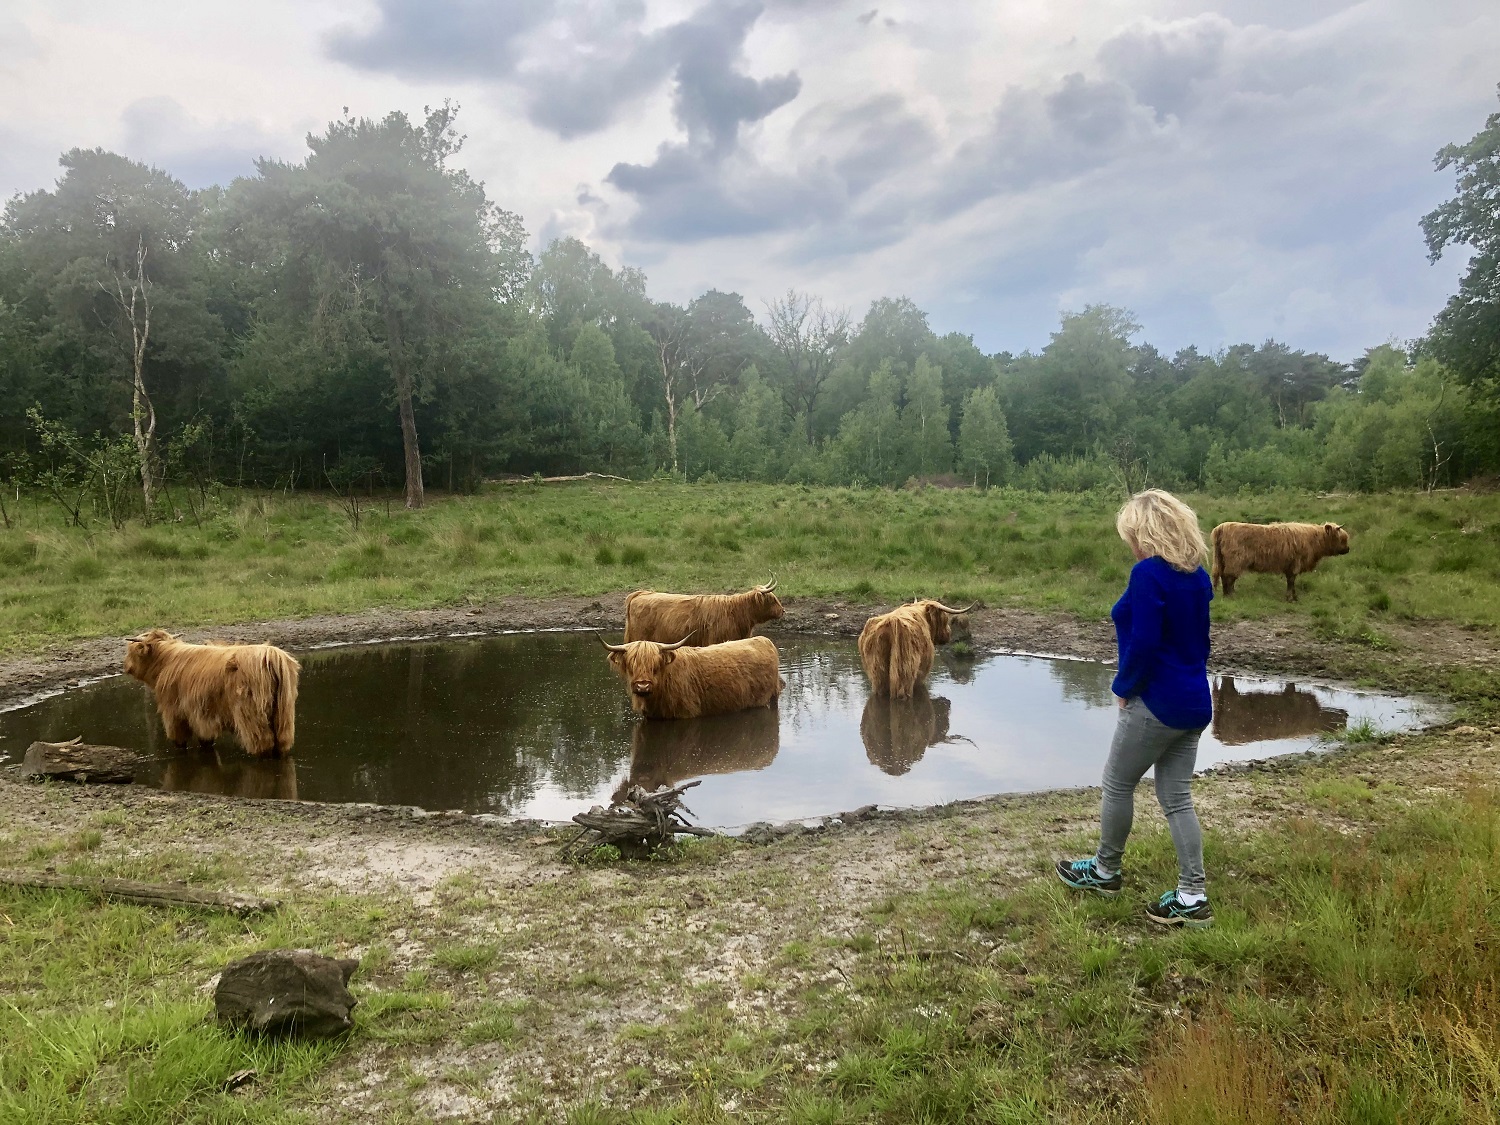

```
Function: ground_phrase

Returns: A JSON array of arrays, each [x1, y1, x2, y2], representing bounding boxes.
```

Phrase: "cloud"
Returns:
[[325, 0, 555, 81], [119, 97, 293, 189]]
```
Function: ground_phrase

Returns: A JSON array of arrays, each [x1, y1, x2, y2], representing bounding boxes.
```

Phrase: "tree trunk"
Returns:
[[383, 303, 425, 509]]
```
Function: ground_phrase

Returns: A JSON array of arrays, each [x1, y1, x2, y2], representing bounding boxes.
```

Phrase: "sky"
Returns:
[[0, 0, 1496, 360]]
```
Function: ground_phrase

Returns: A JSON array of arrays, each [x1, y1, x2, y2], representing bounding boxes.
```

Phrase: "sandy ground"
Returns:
[[2, 598, 1497, 1119]]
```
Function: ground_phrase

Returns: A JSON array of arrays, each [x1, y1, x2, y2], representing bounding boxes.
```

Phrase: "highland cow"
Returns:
[[623, 578, 783, 647], [599, 634, 784, 720], [1211, 677, 1349, 746], [1210, 521, 1350, 601], [857, 600, 974, 699], [124, 629, 300, 757]]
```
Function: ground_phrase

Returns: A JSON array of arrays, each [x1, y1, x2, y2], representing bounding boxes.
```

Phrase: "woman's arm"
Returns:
[[1111, 564, 1165, 700]]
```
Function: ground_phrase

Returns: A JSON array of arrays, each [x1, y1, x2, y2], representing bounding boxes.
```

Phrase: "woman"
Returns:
[[1057, 489, 1214, 928]]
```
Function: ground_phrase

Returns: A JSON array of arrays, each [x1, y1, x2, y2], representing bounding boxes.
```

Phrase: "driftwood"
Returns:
[[0, 869, 280, 916], [499, 472, 633, 485], [563, 780, 716, 859], [21, 737, 143, 784]]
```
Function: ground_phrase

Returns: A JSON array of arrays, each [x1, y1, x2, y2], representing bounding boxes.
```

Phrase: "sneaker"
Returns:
[[1145, 891, 1214, 929], [1055, 858, 1122, 897]]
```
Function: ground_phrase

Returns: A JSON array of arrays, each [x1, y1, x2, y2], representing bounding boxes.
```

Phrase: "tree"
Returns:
[[901, 355, 953, 477], [764, 290, 849, 441], [237, 104, 523, 507], [1422, 87, 1500, 399], [2, 149, 217, 516], [958, 385, 1013, 488]]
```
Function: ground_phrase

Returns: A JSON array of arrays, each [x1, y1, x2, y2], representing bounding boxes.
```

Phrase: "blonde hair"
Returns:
[[1116, 489, 1209, 573]]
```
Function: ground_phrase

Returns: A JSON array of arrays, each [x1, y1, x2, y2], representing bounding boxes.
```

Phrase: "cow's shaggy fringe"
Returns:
[[124, 629, 300, 756], [601, 635, 783, 719], [858, 600, 972, 699], [1210, 521, 1351, 601], [623, 581, 783, 646]]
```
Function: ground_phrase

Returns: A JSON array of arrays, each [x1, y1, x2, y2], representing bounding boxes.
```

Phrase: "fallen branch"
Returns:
[[0, 869, 280, 916], [499, 472, 634, 485], [563, 779, 715, 859]]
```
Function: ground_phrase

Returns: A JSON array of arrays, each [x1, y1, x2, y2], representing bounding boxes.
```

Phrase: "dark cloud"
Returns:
[[1097, 15, 1229, 120], [325, 0, 555, 80]]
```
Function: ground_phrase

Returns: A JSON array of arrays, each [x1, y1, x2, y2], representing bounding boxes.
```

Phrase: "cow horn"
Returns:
[[596, 634, 628, 653], [661, 632, 697, 651], [762, 574, 778, 592], [932, 601, 976, 615]]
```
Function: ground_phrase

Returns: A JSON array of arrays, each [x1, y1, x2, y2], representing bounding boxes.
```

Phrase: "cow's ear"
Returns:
[[663, 650, 676, 665], [1324, 522, 1336, 532]]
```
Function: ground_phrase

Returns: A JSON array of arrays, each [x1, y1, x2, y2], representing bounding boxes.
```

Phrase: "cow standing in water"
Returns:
[[623, 579, 783, 646], [1210, 521, 1350, 600], [599, 634, 784, 719], [857, 600, 974, 699], [124, 629, 300, 756]]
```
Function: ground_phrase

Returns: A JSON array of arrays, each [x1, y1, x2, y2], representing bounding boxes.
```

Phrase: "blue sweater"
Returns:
[[1110, 555, 1213, 730]]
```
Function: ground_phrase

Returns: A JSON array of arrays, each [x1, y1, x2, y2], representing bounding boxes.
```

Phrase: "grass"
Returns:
[[2, 481, 1499, 1119], [0, 481, 1497, 655]]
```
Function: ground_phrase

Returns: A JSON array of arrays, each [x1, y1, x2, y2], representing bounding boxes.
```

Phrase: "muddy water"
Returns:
[[0, 633, 1438, 827]]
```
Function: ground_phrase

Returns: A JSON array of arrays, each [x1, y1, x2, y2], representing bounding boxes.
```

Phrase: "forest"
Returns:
[[1, 101, 1497, 520]]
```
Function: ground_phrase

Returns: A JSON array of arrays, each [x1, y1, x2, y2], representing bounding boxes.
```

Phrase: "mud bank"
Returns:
[[4, 593, 1493, 711]]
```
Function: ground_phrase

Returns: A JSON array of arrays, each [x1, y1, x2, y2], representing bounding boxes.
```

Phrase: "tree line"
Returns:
[[1, 101, 1496, 523]]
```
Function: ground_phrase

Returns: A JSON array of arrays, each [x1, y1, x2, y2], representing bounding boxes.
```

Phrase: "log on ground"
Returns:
[[0, 869, 281, 916], [21, 737, 143, 784]]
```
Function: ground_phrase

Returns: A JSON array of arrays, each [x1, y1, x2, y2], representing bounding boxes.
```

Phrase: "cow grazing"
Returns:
[[858, 600, 975, 699], [1210, 521, 1350, 601], [124, 629, 300, 757], [1211, 677, 1348, 746], [623, 578, 783, 647], [599, 634, 784, 720]]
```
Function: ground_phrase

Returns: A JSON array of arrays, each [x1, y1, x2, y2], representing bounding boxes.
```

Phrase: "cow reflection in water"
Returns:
[[861, 692, 954, 776], [161, 748, 298, 800], [1211, 677, 1349, 745], [616, 708, 780, 800]]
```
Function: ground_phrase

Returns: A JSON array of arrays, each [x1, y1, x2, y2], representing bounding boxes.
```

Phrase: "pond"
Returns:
[[0, 632, 1440, 828]]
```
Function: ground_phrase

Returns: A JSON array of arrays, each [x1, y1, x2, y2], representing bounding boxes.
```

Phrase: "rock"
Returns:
[[21, 738, 142, 784], [840, 804, 878, 823], [214, 949, 359, 1038], [739, 821, 777, 845]]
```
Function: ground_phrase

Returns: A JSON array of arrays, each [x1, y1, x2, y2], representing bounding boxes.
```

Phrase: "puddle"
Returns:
[[0, 633, 1441, 827]]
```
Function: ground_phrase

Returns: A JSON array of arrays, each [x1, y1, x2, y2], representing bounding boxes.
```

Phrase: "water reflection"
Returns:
[[617, 708, 781, 799], [860, 692, 953, 776], [162, 748, 298, 800], [0, 635, 1431, 825], [1211, 676, 1349, 745]]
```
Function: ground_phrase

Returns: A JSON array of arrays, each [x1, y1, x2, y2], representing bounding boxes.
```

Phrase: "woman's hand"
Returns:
[[1116, 695, 1127, 709]]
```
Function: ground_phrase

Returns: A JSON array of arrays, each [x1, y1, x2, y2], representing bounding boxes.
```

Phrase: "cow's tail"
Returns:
[[233, 646, 299, 756], [267, 648, 300, 755], [889, 624, 921, 699], [1209, 525, 1224, 591]]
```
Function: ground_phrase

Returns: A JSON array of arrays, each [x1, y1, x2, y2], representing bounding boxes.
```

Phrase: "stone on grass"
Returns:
[[214, 949, 358, 1038]]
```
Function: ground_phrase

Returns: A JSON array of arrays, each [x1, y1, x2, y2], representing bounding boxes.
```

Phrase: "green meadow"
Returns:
[[1, 480, 1497, 652]]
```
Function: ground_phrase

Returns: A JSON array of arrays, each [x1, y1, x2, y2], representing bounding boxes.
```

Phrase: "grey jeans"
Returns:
[[1093, 697, 1206, 896]]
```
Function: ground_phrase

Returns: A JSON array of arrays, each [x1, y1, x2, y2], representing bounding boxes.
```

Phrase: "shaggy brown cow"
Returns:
[[124, 629, 300, 756], [1211, 677, 1348, 746], [599, 634, 784, 719], [1210, 521, 1350, 600], [857, 600, 975, 699], [623, 578, 783, 646], [860, 691, 953, 776]]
